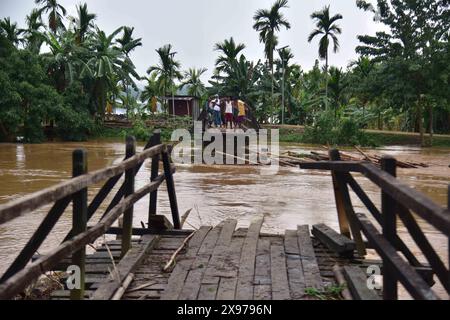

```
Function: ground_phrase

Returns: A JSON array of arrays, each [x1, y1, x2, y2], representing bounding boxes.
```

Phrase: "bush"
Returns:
[[128, 119, 152, 141], [302, 111, 376, 146], [55, 105, 94, 141]]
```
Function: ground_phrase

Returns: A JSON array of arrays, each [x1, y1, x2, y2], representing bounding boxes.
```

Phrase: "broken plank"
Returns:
[[312, 224, 355, 257], [343, 266, 380, 300], [90, 235, 159, 300]]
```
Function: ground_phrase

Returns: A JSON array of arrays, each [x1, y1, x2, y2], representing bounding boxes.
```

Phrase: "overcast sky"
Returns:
[[1, 0, 381, 83]]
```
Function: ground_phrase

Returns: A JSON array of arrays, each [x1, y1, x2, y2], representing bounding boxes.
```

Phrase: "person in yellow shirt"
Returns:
[[235, 98, 246, 129]]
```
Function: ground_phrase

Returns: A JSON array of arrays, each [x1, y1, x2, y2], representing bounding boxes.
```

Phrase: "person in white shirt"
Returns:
[[224, 98, 234, 129], [213, 96, 222, 128]]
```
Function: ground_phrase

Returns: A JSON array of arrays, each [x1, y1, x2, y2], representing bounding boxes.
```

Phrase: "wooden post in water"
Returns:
[[121, 136, 136, 258], [162, 146, 181, 229], [381, 156, 398, 300], [329, 150, 366, 257], [148, 130, 161, 223], [329, 149, 351, 238], [70, 149, 87, 300]]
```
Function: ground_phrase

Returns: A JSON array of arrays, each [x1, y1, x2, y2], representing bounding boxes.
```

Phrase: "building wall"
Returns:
[[167, 98, 200, 119]]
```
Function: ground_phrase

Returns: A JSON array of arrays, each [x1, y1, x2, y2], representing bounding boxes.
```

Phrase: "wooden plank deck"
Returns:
[[49, 220, 376, 300]]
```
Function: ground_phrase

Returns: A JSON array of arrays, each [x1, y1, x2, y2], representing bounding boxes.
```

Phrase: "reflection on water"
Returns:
[[0, 140, 448, 298]]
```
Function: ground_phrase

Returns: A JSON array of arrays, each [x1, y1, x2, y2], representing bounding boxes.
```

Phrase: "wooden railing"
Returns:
[[300, 149, 450, 300], [0, 130, 181, 300]]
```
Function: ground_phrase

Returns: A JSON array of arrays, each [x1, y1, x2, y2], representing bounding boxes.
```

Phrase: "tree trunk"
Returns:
[[325, 52, 329, 111], [428, 104, 433, 147], [417, 102, 425, 147]]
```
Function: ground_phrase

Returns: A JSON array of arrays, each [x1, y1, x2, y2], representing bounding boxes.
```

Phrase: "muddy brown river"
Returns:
[[0, 140, 448, 298]]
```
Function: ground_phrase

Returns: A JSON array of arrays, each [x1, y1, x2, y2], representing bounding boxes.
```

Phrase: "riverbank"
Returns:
[[263, 125, 450, 147]]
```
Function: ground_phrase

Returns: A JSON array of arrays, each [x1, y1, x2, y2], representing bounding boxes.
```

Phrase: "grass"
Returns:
[[269, 125, 450, 147], [92, 116, 193, 143], [93, 120, 450, 148], [304, 284, 346, 300]]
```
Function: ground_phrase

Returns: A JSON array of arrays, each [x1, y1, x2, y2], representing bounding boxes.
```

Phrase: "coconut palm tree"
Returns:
[[116, 27, 142, 116], [72, 3, 96, 45], [117, 27, 142, 56], [214, 37, 246, 75], [147, 44, 182, 112], [180, 68, 207, 98], [24, 9, 45, 53], [308, 5, 343, 108], [0, 18, 24, 47], [35, 0, 67, 33], [81, 27, 139, 120], [328, 67, 349, 121], [253, 0, 291, 74]]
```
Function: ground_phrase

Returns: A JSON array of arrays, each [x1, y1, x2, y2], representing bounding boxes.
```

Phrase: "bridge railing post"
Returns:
[[148, 130, 161, 224], [381, 156, 398, 300], [70, 149, 87, 300], [121, 136, 136, 258], [329, 149, 351, 238], [329, 149, 366, 256], [162, 146, 181, 229]]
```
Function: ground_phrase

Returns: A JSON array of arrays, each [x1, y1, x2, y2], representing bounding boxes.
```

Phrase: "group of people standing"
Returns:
[[208, 96, 247, 129]]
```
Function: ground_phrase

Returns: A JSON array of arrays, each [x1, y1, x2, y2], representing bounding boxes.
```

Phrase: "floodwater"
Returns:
[[0, 140, 448, 298]]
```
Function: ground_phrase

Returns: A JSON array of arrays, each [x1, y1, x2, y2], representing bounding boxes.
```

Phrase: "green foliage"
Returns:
[[305, 284, 345, 300], [302, 111, 376, 146], [127, 119, 151, 142], [0, 45, 61, 143]]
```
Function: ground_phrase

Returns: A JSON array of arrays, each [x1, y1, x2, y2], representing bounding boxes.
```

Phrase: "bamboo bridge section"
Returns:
[[0, 131, 448, 300]]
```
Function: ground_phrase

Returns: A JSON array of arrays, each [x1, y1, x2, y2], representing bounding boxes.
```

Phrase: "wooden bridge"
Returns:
[[0, 131, 449, 300]]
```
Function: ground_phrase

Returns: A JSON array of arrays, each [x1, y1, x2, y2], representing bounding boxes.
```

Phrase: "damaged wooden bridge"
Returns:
[[0, 130, 449, 300]]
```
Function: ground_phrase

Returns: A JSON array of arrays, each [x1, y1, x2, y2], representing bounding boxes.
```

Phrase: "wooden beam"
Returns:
[[346, 174, 422, 268], [329, 150, 366, 256], [0, 196, 71, 282], [312, 224, 355, 257], [381, 156, 398, 300], [396, 205, 448, 292], [121, 136, 136, 257], [270, 245, 290, 300], [361, 163, 450, 235], [148, 130, 161, 221], [342, 266, 380, 300], [162, 147, 181, 229], [0, 144, 164, 225], [299, 161, 365, 172], [236, 219, 263, 300], [70, 149, 88, 300], [297, 225, 323, 291], [329, 150, 351, 237], [356, 213, 438, 300], [105, 227, 192, 237], [0, 179, 163, 300]]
